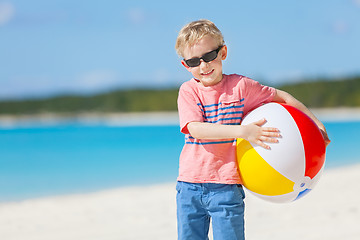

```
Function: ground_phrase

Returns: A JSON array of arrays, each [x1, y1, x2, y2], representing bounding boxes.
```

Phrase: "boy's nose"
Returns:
[[199, 59, 210, 68]]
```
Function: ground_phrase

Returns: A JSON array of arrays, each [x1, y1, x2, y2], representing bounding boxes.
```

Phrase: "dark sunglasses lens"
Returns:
[[184, 47, 221, 67], [185, 58, 200, 67], [202, 50, 218, 62]]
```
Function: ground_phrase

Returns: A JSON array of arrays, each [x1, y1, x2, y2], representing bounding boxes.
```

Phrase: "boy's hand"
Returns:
[[243, 118, 280, 150], [320, 129, 331, 147]]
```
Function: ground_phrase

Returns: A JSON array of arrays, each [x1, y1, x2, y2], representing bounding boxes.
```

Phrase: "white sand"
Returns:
[[0, 164, 359, 240]]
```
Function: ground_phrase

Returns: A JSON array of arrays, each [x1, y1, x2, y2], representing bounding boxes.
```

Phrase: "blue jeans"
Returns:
[[176, 181, 245, 240]]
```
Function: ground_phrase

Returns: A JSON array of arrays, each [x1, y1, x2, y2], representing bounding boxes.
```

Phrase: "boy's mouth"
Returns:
[[201, 69, 214, 76]]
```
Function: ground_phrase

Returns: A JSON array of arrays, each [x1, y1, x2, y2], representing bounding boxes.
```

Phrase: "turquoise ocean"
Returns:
[[0, 119, 359, 202]]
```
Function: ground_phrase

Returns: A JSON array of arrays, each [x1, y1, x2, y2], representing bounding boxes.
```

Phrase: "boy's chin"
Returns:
[[199, 76, 222, 87]]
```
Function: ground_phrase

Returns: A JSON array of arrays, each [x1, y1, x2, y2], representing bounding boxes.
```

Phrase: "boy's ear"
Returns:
[[181, 60, 192, 72], [221, 45, 228, 60]]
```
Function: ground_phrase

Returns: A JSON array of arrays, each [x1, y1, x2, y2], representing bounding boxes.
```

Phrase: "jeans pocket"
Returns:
[[235, 184, 245, 200], [176, 181, 182, 194]]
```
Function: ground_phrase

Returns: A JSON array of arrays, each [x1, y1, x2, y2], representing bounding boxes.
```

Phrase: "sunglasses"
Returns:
[[184, 46, 223, 67]]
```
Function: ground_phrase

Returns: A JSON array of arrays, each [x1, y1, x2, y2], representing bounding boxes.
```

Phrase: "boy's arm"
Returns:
[[272, 89, 331, 146], [187, 89, 330, 149], [187, 119, 280, 149]]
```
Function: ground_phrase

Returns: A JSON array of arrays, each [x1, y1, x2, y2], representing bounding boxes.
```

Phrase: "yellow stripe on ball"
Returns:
[[237, 138, 295, 196]]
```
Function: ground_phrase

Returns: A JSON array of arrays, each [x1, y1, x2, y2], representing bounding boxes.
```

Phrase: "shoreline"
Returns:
[[1, 107, 360, 128], [0, 111, 180, 128], [0, 163, 359, 240], [311, 107, 360, 122]]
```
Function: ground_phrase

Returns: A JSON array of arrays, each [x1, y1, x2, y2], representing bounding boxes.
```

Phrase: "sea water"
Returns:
[[0, 120, 358, 202]]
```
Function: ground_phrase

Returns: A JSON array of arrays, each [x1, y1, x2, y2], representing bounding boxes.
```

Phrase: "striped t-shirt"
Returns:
[[177, 74, 276, 184]]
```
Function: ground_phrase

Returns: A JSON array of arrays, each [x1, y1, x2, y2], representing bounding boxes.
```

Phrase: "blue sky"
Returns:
[[1, 0, 359, 99]]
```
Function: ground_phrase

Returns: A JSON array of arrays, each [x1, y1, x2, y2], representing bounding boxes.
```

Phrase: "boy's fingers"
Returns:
[[263, 127, 280, 132], [253, 118, 267, 126], [261, 129, 281, 138], [320, 129, 331, 147], [260, 136, 279, 143], [256, 140, 271, 150]]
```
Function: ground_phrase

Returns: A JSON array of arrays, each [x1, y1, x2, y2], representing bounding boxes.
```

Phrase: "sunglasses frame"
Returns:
[[184, 45, 224, 67]]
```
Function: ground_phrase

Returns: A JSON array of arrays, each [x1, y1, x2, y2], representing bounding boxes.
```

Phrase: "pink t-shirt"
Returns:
[[177, 74, 276, 184]]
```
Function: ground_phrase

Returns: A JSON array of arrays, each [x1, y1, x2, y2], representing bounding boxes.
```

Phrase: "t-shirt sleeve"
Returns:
[[243, 77, 276, 113], [177, 84, 204, 134]]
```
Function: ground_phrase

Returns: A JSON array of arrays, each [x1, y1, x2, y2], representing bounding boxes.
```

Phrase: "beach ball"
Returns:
[[236, 102, 326, 203]]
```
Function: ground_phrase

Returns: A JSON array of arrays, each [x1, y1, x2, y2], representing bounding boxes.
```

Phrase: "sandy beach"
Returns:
[[0, 164, 359, 240]]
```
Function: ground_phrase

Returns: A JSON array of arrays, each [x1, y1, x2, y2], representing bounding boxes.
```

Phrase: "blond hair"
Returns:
[[175, 19, 225, 58]]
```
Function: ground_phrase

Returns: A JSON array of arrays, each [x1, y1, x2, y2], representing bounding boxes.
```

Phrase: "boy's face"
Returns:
[[181, 35, 227, 87]]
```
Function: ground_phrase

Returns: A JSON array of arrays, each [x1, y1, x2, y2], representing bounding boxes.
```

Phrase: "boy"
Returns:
[[175, 19, 330, 240]]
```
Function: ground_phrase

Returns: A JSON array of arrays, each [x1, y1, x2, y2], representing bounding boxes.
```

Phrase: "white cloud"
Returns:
[[0, 70, 121, 99], [127, 8, 146, 24], [76, 70, 120, 91], [333, 20, 349, 34], [0, 2, 15, 26], [153, 68, 171, 84], [267, 69, 305, 84], [352, 0, 360, 7], [0, 74, 57, 99]]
